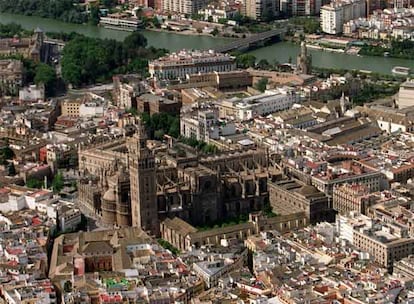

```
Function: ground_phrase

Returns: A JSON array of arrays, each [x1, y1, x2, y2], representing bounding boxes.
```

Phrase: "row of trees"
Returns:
[[26, 171, 64, 193], [359, 40, 414, 59], [0, 0, 88, 24], [0, 23, 32, 38], [61, 32, 168, 86], [179, 137, 219, 154], [140, 112, 180, 139]]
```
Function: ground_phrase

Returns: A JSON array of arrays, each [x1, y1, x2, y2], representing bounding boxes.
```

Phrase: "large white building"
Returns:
[[149, 50, 236, 80], [235, 88, 299, 121], [162, 0, 209, 15], [321, 0, 366, 34]]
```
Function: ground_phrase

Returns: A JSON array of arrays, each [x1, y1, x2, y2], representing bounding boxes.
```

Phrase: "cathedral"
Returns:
[[78, 120, 270, 237]]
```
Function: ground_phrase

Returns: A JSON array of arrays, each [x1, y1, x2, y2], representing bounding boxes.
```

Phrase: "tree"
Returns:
[[211, 27, 219, 36], [26, 178, 43, 189], [255, 77, 268, 92], [52, 172, 64, 193], [7, 162, 16, 176], [257, 59, 271, 70], [89, 6, 100, 25], [235, 54, 256, 68], [123, 32, 148, 57], [0, 147, 14, 160], [34, 63, 56, 96], [154, 130, 165, 140], [63, 280, 72, 293]]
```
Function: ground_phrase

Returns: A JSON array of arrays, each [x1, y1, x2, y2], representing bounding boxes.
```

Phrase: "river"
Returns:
[[1, 12, 413, 75]]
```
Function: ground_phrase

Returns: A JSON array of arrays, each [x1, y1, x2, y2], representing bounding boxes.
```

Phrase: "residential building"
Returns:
[[244, 0, 279, 20], [321, 0, 366, 34], [61, 99, 81, 117], [180, 107, 236, 142], [162, 0, 210, 14], [337, 212, 414, 270], [333, 183, 374, 214]]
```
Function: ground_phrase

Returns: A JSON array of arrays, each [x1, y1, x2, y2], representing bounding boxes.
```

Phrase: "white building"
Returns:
[[149, 49, 236, 80], [162, 0, 209, 15], [321, 0, 366, 34], [79, 102, 105, 118], [19, 84, 45, 103], [336, 211, 372, 244], [398, 80, 414, 109], [57, 204, 82, 232], [235, 88, 299, 121], [198, 6, 238, 23], [180, 108, 236, 142]]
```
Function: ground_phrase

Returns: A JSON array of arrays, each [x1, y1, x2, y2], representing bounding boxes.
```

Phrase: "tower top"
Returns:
[[301, 41, 307, 57], [134, 118, 147, 142]]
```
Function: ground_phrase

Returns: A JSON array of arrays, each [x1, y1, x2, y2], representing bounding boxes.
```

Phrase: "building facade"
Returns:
[[397, 80, 414, 109], [244, 0, 279, 20], [333, 183, 374, 214], [0, 59, 24, 97], [149, 50, 236, 80], [127, 122, 159, 235], [162, 0, 210, 15], [321, 0, 366, 34]]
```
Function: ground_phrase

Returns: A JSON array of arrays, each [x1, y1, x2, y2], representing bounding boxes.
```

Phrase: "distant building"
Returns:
[[180, 108, 236, 142], [149, 50, 236, 80], [321, 0, 366, 34], [162, 0, 209, 15], [137, 93, 182, 116], [244, 0, 279, 20]]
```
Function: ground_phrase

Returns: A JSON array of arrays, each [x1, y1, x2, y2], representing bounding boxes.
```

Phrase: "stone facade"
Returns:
[[268, 178, 336, 224], [333, 183, 373, 214], [160, 212, 308, 251]]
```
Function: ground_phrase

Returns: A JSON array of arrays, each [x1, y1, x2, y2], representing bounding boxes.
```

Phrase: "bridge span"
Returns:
[[212, 28, 286, 53]]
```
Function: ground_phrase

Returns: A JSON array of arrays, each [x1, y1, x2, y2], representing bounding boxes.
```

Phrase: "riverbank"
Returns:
[[0, 12, 230, 51], [2, 12, 414, 75]]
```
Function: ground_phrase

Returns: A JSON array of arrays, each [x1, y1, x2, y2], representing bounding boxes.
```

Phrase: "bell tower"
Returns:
[[127, 120, 159, 236]]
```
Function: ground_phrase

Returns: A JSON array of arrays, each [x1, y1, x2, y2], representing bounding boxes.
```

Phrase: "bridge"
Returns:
[[212, 28, 286, 53], [44, 38, 66, 49]]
